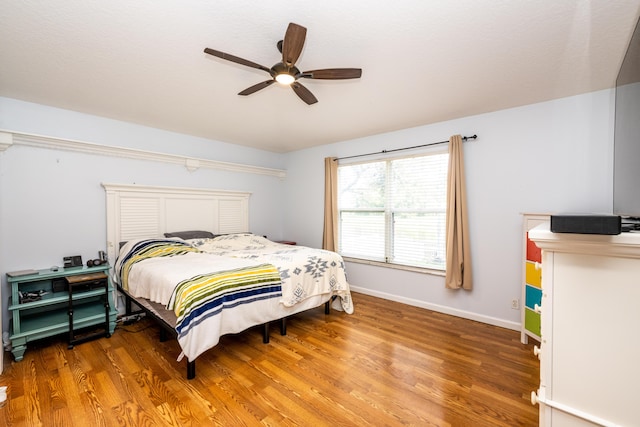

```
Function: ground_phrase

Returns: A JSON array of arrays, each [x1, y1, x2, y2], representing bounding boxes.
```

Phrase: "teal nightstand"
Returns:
[[7, 265, 117, 361]]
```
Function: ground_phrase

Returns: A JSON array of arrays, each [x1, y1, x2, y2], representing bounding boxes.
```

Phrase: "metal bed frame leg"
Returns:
[[280, 317, 287, 335], [262, 323, 270, 343], [187, 360, 195, 380], [325, 295, 338, 314]]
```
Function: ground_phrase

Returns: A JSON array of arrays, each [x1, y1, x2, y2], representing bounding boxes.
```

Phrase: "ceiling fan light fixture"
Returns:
[[275, 73, 295, 85], [204, 22, 362, 104]]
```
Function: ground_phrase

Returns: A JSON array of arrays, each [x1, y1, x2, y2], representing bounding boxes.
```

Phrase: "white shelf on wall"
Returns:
[[0, 129, 286, 178]]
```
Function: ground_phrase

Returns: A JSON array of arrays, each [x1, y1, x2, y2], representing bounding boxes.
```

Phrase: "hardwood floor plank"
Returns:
[[56, 366, 93, 426], [22, 359, 45, 426], [259, 383, 328, 426], [111, 399, 158, 427], [0, 292, 539, 426]]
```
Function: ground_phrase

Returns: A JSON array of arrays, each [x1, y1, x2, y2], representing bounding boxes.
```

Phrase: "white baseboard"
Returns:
[[349, 285, 520, 332]]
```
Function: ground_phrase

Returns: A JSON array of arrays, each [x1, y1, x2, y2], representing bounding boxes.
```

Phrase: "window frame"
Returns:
[[336, 149, 449, 274]]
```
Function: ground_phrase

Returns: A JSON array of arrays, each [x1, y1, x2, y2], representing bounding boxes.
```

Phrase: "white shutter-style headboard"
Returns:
[[102, 183, 251, 262]]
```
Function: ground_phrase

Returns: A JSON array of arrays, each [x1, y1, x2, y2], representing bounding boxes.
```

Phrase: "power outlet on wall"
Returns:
[[511, 299, 520, 310]]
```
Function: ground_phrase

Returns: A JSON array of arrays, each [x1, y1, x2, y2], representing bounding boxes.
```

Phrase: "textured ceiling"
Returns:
[[1, 1, 640, 152]]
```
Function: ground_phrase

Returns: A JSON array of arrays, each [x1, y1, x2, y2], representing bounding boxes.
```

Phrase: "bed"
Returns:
[[103, 183, 353, 379]]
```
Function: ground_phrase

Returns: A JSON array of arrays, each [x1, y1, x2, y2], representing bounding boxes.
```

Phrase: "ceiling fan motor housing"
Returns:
[[271, 62, 301, 82]]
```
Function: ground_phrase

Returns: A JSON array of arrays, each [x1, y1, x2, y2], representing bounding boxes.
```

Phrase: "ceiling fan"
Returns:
[[204, 22, 362, 105]]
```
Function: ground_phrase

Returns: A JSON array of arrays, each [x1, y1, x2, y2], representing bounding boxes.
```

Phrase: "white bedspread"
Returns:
[[188, 233, 354, 314], [119, 249, 259, 305]]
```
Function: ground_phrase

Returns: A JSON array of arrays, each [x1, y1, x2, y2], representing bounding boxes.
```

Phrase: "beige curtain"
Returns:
[[322, 157, 339, 251], [445, 135, 472, 290]]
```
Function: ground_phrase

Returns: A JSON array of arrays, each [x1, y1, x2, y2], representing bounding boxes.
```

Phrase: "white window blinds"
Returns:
[[337, 152, 448, 270]]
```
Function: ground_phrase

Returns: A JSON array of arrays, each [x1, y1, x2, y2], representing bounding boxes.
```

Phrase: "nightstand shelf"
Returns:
[[7, 265, 117, 361], [13, 302, 108, 340], [8, 288, 108, 311]]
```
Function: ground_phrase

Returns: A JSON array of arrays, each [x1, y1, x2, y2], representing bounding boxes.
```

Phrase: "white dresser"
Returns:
[[529, 223, 640, 426]]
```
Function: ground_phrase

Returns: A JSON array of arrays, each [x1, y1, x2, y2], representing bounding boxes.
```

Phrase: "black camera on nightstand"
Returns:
[[86, 258, 107, 267]]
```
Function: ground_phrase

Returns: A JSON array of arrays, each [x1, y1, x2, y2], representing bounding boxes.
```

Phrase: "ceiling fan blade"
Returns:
[[291, 82, 318, 105], [282, 23, 307, 66], [204, 48, 271, 73], [301, 68, 362, 79], [238, 80, 275, 96]]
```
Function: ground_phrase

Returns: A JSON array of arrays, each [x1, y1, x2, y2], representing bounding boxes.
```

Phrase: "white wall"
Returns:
[[0, 97, 289, 333], [0, 90, 615, 335], [282, 89, 615, 329]]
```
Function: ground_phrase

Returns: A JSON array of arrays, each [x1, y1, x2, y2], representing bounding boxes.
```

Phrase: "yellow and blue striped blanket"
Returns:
[[115, 239, 283, 360], [168, 263, 282, 338], [117, 239, 201, 291]]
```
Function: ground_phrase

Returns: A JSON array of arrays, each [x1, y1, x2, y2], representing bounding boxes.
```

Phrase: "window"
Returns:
[[337, 152, 448, 270]]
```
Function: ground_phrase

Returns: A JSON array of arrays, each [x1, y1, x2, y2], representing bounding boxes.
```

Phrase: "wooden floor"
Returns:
[[0, 292, 539, 426]]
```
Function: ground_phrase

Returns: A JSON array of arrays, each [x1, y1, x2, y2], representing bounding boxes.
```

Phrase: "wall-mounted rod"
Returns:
[[334, 134, 477, 161]]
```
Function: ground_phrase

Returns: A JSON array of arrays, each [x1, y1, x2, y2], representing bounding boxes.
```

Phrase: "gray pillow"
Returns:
[[164, 230, 215, 240]]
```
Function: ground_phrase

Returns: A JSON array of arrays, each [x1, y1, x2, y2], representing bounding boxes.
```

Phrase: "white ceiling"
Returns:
[[1, 1, 640, 153]]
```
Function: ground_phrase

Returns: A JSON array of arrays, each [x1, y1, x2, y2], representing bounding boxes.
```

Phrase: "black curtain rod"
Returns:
[[334, 134, 477, 161]]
